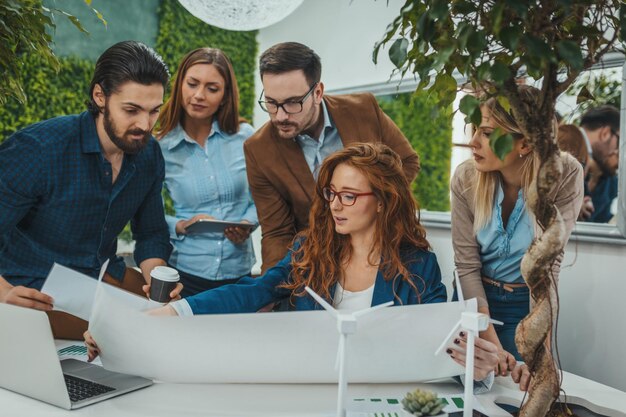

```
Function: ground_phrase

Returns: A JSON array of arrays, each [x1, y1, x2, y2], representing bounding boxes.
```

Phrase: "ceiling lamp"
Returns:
[[177, 0, 305, 31]]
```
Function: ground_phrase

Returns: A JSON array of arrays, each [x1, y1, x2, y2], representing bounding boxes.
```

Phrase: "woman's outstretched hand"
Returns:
[[446, 331, 500, 381], [511, 362, 531, 391]]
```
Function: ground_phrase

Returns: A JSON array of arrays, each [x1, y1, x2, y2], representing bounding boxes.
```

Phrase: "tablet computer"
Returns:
[[184, 219, 254, 234]]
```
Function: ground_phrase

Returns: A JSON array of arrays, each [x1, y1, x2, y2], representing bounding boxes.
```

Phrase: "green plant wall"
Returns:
[[0, 54, 93, 141], [156, 0, 257, 122], [377, 92, 452, 212]]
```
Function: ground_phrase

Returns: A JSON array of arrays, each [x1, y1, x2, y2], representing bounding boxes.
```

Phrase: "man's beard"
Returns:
[[103, 105, 151, 154], [592, 145, 618, 176], [270, 104, 316, 139], [271, 120, 301, 139]]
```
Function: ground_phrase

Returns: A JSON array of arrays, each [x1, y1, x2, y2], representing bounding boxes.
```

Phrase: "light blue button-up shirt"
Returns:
[[476, 180, 534, 283], [159, 122, 258, 280], [295, 101, 343, 178]]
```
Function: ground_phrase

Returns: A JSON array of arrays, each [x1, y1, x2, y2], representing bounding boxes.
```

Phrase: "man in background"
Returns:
[[579, 105, 619, 223]]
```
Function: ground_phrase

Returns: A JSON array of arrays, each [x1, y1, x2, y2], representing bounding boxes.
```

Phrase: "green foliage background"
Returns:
[[0, 54, 93, 141], [378, 92, 452, 211]]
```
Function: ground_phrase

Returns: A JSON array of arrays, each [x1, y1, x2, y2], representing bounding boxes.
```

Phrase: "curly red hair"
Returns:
[[280, 143, 430, 302]]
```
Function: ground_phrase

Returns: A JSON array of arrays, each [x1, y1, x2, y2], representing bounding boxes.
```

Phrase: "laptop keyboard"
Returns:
[[64, 374, 115, 402]]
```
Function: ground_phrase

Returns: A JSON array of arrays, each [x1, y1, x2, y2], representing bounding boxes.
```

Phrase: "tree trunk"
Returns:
[[516, 130, 563, 416]]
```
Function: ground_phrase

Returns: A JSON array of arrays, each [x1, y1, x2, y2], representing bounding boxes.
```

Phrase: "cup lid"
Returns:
[[150, 266, 180, 282]]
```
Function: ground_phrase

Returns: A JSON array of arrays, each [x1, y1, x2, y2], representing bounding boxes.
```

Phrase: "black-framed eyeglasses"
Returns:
[[322, 187, 375, 207], [258, 82, 318, 114]]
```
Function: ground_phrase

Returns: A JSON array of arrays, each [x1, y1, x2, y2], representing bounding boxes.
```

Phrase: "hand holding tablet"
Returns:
[[184, 218, 255, 235]]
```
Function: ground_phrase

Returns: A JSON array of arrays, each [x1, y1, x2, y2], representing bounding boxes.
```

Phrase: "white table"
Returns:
[[1, 370, 625, 417]]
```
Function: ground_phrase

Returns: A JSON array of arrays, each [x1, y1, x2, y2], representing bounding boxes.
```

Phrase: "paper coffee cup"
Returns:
[[149, 266, 180, 303]]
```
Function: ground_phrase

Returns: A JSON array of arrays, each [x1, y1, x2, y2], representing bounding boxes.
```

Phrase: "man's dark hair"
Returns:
[[259, 42, 321, 86], [87, 40, 170, 116], [580, 105, 620, 133]]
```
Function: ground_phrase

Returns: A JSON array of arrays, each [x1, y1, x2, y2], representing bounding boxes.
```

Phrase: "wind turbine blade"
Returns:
[[305, 286, 338, 317], [352, 300, 393, 318], [335, 334, 344, 370], [434, 319, 462, 356], [454, 269, 464, 302], [97, 259, 110, 283]]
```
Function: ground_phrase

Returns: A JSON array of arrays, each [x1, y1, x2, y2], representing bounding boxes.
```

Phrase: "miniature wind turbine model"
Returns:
[[434, 270, 502, 417], [304, 286, 393, 417]]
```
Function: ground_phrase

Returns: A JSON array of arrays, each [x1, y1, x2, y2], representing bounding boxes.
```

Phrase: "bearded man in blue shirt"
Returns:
[[0, 41, 178, 337]]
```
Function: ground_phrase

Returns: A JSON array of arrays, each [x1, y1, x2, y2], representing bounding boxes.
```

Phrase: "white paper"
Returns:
[[89, 283, 477, 384], [40, 262, 108, 321]]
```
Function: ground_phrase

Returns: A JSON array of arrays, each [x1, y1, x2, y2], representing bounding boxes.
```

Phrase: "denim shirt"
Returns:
[[587, 174, 618, 223], [476, 181, 534, 283], [159, 122, 258, 280], [295, 101, 343, 178]]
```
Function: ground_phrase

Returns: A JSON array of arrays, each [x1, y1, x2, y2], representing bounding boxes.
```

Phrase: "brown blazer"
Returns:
[[244, 93, 420, 272]]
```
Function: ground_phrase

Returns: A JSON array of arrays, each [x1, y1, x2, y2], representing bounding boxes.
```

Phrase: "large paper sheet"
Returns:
[[41, 261, 162, 320], [40, 262, 106, 321], [90, 283, 477, 384]]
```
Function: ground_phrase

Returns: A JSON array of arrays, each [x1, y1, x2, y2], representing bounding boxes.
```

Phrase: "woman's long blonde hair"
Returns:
[[472, 86, 547, 231], [279, 143, 430, 303]]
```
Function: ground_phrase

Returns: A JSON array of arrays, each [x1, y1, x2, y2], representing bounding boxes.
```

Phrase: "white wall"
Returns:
[[426, 226, 626, 392]]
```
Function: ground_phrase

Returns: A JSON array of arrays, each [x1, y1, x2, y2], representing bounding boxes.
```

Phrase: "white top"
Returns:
[[332, 282, 375, 311]]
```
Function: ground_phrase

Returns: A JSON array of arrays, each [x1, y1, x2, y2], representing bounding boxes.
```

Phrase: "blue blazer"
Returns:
[[185, 243, 447, 314]]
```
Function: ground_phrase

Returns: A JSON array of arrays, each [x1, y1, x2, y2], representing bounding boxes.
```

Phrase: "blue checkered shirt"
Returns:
[[0, 111, 172, 289]]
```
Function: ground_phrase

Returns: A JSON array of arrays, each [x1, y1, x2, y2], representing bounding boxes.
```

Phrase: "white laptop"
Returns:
[[0, 302, 152, 410]]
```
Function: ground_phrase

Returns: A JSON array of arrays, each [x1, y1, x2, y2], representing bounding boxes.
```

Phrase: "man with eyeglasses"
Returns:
[[578, 105, 620, 223], [244, 42, 420, 273]]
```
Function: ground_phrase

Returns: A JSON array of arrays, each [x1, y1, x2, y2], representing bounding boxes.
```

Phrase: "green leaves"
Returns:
[[524, 35, 554, 62], [490, 61, 511, 83], [0, 0, 104, 105], [489, 128, 514, 161], [459, 95, 482, 126], [429, 0, 449, 20], [556, 40, 583, 70], [433, 72, 457, 107], [373, 0, 621, 161], [389, 38, 409, 69], [499, 26, 522, 50], [576, 85, 594, 104], [467, 29, 487, 58]]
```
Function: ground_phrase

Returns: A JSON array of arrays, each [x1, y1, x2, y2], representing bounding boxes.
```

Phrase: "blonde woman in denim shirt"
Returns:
[[156, 48, 258, 297], [451, 86, 583, 378]]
